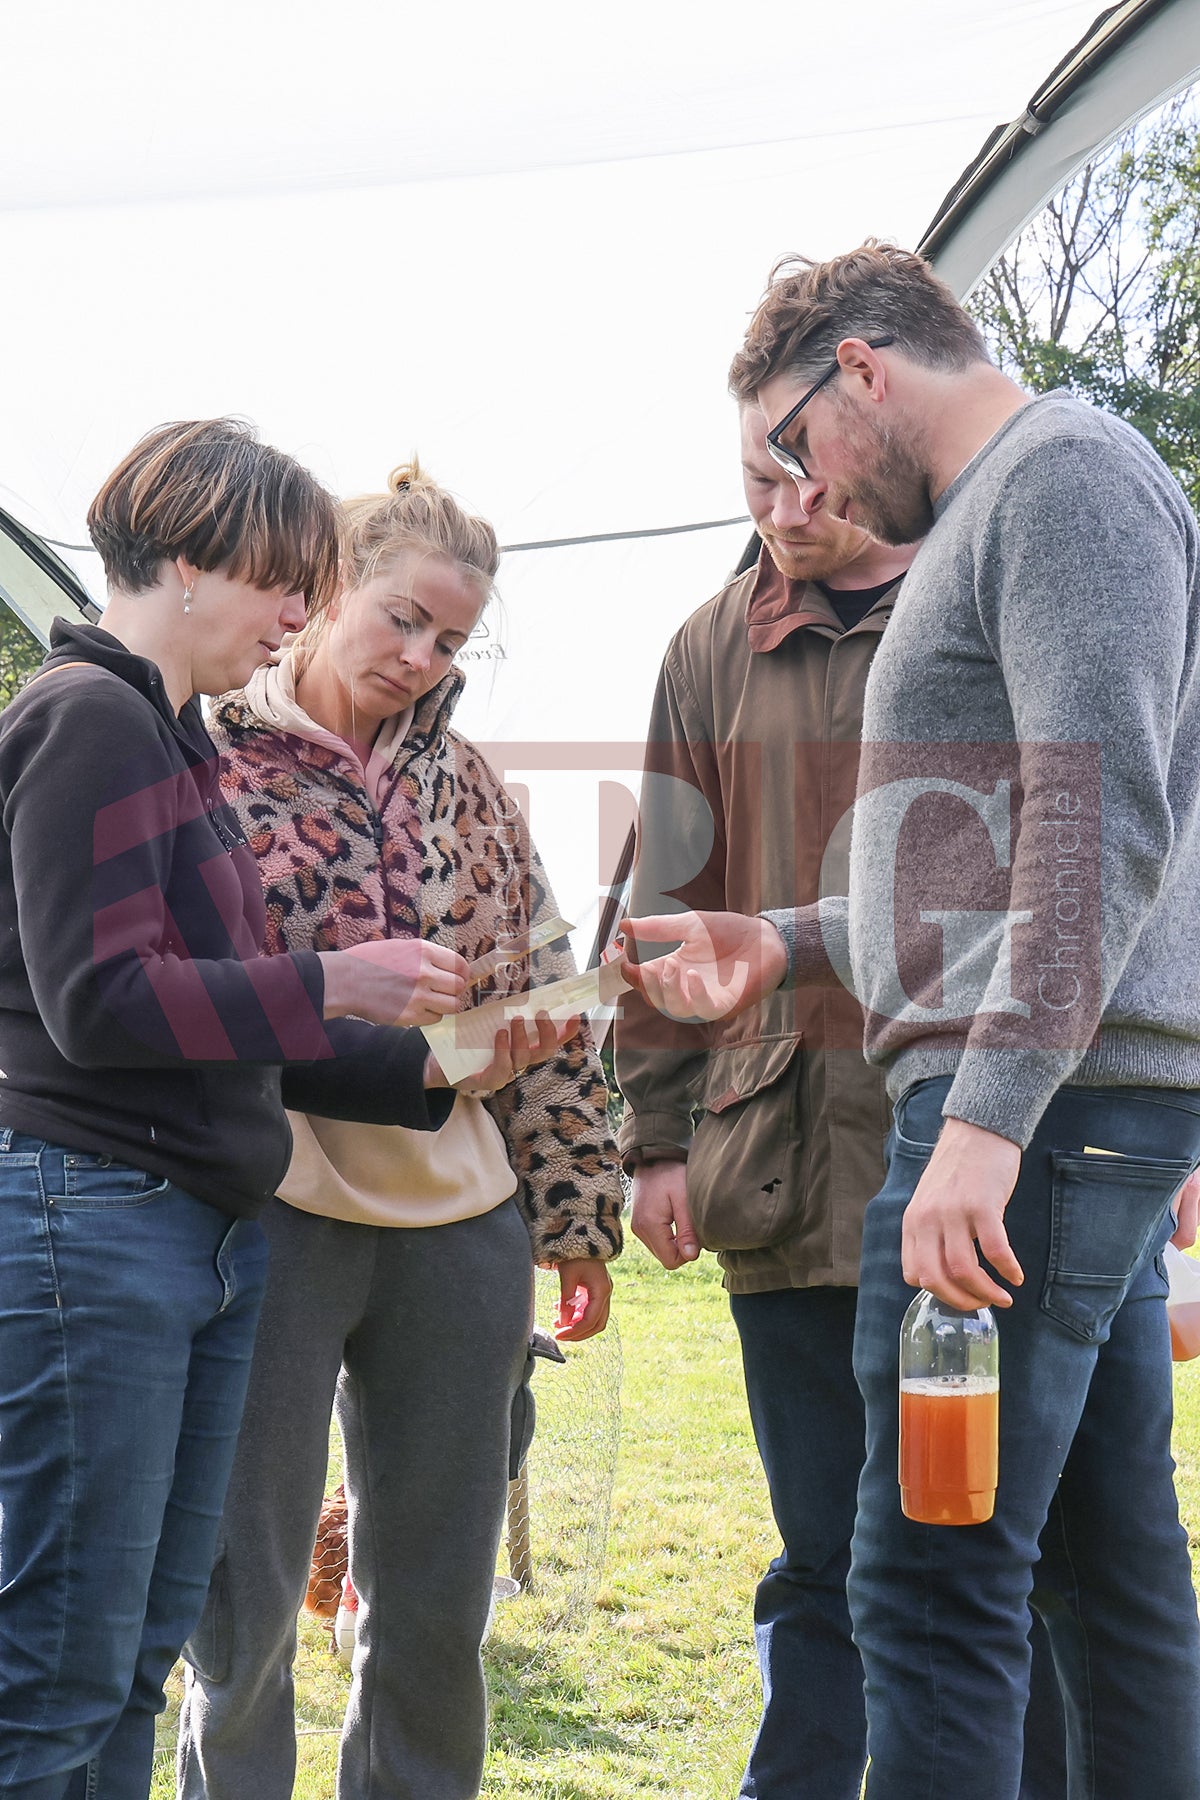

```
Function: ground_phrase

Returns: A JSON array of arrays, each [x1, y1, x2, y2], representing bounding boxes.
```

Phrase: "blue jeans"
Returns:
[[730, 1286, 868, 1800], [729, 1287, 1070, 1800], [850, 1079, 1200, 1800], [0, 1131, 267, 1799]]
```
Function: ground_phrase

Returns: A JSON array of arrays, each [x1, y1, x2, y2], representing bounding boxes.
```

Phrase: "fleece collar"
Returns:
[[216, 652, 468, 800], [47, 616, 211, 755]]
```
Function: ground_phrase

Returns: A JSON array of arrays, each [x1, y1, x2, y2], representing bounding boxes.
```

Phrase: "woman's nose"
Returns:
[[280, 592, 307, 632], [402, 633, 434, 671]]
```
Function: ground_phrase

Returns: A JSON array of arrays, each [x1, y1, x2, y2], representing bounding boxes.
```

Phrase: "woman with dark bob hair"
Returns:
[[0, 419, 569, 1798]]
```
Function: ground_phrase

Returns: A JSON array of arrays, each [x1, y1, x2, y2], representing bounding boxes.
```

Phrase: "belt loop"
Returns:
[[0, 1127, 12, 1153]]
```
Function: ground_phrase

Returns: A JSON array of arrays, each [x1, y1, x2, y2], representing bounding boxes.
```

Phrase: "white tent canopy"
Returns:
[[2, 0, 1196, 955]]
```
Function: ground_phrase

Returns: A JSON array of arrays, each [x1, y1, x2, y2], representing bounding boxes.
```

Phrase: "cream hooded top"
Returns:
[[238, 655, 516, 1228]]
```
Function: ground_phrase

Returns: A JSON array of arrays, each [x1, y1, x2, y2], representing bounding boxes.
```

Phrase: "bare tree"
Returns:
[[0, 611, 44, 708], [969, 90, 1200, 509]]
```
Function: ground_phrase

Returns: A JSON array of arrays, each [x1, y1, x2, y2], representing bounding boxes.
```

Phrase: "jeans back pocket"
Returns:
[[1042, 1150, 1194, 1342]]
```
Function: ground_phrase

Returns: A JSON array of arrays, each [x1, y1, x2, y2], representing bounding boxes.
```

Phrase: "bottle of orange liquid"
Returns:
[[899, 1291, 999, 1525]]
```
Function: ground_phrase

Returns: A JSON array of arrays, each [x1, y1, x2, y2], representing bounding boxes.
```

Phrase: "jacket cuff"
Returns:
[[530, 1214, 624, 1264], [617, 1107, 693, 1164]]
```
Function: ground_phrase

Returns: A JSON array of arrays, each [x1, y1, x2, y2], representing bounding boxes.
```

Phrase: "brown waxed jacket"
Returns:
[[615, 553, 899, 1293]]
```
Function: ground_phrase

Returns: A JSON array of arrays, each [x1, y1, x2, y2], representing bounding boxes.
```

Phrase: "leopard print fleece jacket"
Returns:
[[210, 669, 623, 1265]]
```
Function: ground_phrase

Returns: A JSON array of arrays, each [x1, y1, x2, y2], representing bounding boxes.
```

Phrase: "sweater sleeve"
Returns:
[[939, 434, 1192, 1145], [759, 896, 849, 990], [467, 757, 624, 1264], [282, 1018, 455, 1130], [485, 1015, 624, 1263], [0, 677, 331, 1070]]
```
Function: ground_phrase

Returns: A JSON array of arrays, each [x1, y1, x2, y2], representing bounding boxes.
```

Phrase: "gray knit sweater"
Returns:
[[767, 393, 1200, 1147]]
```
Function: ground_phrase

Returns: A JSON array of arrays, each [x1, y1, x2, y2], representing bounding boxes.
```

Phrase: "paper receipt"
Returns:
[[422, 959, 631, 1085], [464, 915, 573, 991]]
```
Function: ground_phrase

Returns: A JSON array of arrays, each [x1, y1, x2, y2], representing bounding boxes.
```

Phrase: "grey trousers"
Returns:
[[176, 1195, 533, 1800]]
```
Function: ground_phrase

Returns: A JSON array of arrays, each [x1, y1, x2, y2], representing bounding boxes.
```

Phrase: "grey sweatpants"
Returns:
[[176, 1195, 533, 1800]]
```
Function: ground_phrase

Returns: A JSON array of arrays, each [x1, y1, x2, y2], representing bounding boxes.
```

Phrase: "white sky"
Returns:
[[0, 0, 1108, 950]]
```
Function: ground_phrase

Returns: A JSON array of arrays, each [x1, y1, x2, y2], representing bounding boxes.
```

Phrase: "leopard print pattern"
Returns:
[[211, 669, 622, 1264]]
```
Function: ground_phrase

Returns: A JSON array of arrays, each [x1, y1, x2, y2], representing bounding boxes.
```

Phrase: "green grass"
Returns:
[[151, 1241, 1200, 1798]]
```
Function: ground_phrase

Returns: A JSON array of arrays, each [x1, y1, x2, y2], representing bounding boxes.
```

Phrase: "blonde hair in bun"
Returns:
[[340, 455, 499, 592], [292, 455, 499, 676]]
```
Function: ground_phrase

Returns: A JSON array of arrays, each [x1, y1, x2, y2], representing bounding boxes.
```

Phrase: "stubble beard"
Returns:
[[765, 528, 865, 585], [836, 410, 936, 548]]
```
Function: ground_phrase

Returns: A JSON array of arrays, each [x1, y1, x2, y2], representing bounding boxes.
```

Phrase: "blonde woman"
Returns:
[[178, 463, 623, 1800]]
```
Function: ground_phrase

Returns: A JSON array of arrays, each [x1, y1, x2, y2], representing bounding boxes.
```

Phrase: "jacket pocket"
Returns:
[[1041, 1150, 1194, 1343], [687, 1034, 805, 1251]]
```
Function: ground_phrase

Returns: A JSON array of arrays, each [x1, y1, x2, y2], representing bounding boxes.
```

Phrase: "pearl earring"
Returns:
[[183, 584, 193, 615]]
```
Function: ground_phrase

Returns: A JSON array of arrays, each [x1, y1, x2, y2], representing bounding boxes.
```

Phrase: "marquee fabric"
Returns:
[[2, 0, 1195, 949]]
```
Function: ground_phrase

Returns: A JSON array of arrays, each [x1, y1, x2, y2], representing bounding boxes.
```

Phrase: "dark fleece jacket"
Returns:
[[0, 620, 448, 1217]]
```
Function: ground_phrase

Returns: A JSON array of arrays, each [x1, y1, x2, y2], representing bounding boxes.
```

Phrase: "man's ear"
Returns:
[[836, 338, 890, 404]]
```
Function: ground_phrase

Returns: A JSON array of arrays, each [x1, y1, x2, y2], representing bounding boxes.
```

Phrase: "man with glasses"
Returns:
[[626, 242, 1200, 1800], [616, 392, 913, 1798], [765, 334, 894, 484]]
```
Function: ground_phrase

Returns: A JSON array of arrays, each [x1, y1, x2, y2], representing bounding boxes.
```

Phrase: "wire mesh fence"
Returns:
[[496, 1268, 623, 1632]]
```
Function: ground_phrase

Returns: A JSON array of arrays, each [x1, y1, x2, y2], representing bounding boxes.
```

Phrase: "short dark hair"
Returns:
[[729, 241, 989, 402], [87, 418, 340, 610]]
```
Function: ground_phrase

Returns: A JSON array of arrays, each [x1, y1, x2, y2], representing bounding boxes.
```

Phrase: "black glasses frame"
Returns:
[[765, 335, 895, 482]]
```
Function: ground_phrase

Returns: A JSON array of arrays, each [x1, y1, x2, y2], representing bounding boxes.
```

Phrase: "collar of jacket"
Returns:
[[214, 659, 467, 777], [401, 665, 465, 764], [743, 548, 897, 654], [46, 615, 211, 754]]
